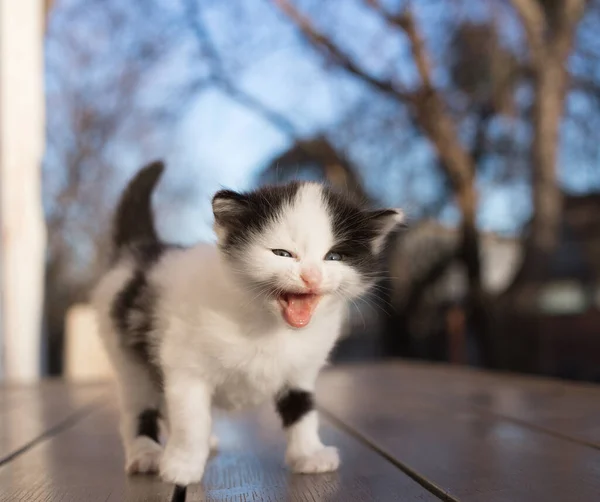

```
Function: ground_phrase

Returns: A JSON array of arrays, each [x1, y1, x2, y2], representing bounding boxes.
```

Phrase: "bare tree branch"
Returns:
[[274, 0, 474, 184], [510, 0, 546, 66], [365, 0, 433, 89], [395, 9, 434, 89], [272, 0, 411, 101], [183, 0, 298, 137], [511, 0, 585, 67], [553, 0, 587, 60]]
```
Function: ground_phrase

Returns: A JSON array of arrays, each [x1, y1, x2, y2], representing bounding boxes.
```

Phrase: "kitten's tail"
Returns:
[[112, 160, 165, 253]]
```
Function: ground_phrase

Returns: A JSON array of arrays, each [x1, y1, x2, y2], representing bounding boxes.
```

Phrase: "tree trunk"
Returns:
[[506, 0, 585, 300], [510, 60, 566, 295], [413, 90, 493, 366]]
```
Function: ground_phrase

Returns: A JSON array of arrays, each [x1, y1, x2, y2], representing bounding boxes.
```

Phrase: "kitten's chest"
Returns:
[[212, 333, 314, 410]]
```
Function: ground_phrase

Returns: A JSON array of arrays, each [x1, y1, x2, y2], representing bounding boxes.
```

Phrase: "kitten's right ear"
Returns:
[[366, 208, 405, 253], [212, 190, 248, 239]]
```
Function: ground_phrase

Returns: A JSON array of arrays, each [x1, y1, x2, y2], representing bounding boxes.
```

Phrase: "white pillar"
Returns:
[[0, 0, 47, 381]]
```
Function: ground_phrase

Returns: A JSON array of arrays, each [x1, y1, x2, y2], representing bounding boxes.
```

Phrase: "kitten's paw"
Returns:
[[160, 446, 208, 485], [287, 446, 340, 474], [126, 437, 163, 475], [209, 433, 219, 451]]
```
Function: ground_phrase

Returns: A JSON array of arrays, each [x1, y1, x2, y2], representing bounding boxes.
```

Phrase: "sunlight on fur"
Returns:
[[92, 161, 404, 487]]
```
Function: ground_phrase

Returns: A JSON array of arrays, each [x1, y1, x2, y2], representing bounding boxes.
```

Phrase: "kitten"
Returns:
[[93, 161, 403, 486]]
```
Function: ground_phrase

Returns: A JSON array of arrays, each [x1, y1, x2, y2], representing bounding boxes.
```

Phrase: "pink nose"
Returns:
[[301, 268, 322, 289]]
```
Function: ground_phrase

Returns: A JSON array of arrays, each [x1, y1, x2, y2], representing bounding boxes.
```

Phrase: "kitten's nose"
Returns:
[[301, 268, 322, 290]]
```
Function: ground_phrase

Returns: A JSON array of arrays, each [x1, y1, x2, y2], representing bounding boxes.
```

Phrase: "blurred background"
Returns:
[[1, 0, 599, 384]]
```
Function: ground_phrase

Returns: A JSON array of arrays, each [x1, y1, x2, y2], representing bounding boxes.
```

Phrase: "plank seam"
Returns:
[[472, 407, 600, 452], [327, 366, 600, 452], [319, 406, 460, 502], [0, 397, 106, 468]]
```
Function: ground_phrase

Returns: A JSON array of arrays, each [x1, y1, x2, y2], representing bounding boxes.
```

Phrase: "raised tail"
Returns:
[[112, 160, 165, 255]]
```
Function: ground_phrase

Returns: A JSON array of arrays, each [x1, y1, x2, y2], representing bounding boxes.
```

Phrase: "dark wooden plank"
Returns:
[[0, 402, 188, 502], [191, 406, 438, 501], [0, 390, 438, 502], [318, 363, 600, 502], [428, 364, 600, 447], [0, 380, 106, 464], [325, 362, 600, 448]]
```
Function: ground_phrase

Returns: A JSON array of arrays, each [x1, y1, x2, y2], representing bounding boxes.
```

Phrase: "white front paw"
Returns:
[[126, 437, 162, 475], [287, 446, 340, 474], [160, 446, 208, 485]]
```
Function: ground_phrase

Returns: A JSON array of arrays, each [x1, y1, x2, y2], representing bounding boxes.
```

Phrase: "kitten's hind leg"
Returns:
[[127, 407, 163, 475], [110, 347, 164, 475]]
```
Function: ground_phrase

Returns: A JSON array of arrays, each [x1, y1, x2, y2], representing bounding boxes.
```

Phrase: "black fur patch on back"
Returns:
[[137, 408, 160, 442], [275, 389, 314, 428], [213, 182, 301, 254], [111, 267, 163, 387]]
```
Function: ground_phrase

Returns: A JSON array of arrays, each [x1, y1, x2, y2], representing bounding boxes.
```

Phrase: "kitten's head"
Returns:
[[212, 182, 403, 329]]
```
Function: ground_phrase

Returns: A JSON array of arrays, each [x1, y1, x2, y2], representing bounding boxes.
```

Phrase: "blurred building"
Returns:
[[386, 193, 600, 378], [385, 221, 520, 356], [509, 194, 600, 380]]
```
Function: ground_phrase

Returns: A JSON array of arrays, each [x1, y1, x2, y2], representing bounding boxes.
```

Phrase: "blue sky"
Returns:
[[47, 0, 600, 247]]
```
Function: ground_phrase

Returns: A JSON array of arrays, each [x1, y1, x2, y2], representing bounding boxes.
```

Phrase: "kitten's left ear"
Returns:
[[212, 189, 248, 241], [367, 208, 405, 253]]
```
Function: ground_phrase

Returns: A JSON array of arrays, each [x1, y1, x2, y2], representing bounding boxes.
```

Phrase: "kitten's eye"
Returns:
[[325, 251, 343, 261], [272, 249, 293, 258]]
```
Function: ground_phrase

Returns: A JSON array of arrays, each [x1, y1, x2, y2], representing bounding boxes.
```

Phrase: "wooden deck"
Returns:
[[1, 362, 599, 501]]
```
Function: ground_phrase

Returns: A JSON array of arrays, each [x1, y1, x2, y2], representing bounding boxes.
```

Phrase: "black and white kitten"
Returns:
[[93, 161, 403, 486]]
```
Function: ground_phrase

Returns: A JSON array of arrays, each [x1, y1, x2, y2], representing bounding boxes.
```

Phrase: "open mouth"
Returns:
[[277, 292, 322, 328]]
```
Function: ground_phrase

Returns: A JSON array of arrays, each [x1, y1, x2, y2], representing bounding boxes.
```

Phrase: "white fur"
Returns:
[[93, 183, 397, 485], [284, 410, 340, 473], [127, 436, 162, 474]]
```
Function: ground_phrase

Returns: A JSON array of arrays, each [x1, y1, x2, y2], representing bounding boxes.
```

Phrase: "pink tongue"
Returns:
[[283, 294, 320, 328]]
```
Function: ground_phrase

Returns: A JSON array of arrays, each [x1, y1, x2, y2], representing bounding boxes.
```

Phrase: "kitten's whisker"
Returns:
[[356, 295, 395, 317]]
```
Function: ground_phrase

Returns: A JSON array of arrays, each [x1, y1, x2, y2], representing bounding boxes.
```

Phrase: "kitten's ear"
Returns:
[[212, 189, 248, 239], [367, 208, 405, 253]]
